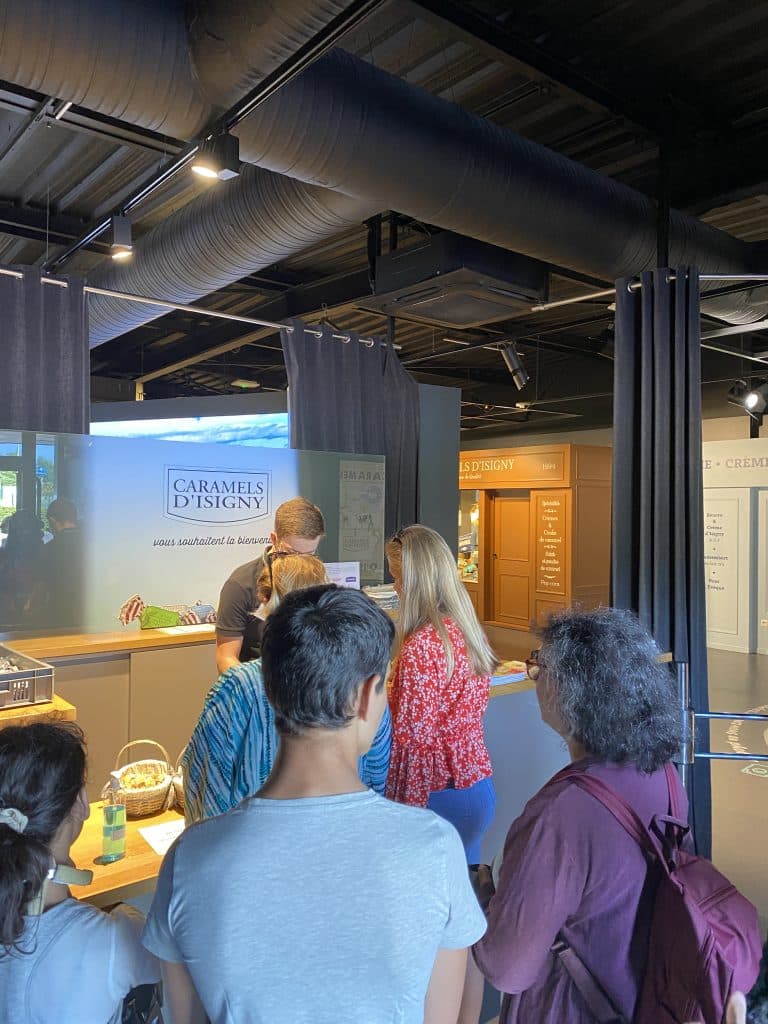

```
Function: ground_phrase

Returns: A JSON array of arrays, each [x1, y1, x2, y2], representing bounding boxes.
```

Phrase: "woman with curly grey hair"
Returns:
[[472, 606, 686, 1024]]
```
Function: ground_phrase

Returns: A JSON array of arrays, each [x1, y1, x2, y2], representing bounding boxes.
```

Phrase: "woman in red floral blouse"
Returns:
[[385, 524, 498, 863]]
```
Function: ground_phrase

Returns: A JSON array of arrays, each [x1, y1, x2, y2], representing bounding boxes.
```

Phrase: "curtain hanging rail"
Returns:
[[0, 267, 397, 349], [531, 273, 768, 313]]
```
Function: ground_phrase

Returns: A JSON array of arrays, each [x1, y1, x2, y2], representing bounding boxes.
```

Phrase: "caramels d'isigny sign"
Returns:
[[459, 447, 566, 488]]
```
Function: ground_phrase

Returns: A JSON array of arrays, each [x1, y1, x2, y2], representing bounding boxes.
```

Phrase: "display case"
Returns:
[[458, 490, 480, 590]]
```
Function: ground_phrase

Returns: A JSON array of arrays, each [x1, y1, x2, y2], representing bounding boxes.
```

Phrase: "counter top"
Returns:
[[71, 801, 184, 908], [0, 694, 76, 728], [1, 624, 216, 660]]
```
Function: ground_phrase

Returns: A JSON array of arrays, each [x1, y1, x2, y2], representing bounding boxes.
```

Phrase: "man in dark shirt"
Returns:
[[41, 498, 85, 629], [215, 497, 325, 673]]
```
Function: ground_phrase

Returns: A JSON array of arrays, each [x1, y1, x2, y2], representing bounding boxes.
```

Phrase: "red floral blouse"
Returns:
[[385, 619, 493, 807]]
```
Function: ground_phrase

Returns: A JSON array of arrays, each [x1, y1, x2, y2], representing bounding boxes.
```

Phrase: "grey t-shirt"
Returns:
[[144, 790, 487, 1023], [0, 900, 159, 1024]]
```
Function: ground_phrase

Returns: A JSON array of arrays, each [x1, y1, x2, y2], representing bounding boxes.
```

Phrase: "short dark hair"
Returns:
[[261, 585, 394, 736], [0, 723, 86, 951], [540, 606, 683, 773], [47, 498, 77, 524]]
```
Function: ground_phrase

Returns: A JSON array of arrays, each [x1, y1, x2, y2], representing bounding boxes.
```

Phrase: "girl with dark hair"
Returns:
[[0, 722, 159, 1023], [472, 606, 687, 1024]]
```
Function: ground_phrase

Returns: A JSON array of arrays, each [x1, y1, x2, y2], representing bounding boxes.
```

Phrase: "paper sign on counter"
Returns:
[[324, 561, 361, 589], [138, 819, 185, 856]]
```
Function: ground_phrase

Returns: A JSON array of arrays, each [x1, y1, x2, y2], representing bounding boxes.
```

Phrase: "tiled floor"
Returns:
[[707, 647, 768, 930]]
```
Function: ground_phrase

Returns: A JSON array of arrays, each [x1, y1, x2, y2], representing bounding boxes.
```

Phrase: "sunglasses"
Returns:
[[264, 548, 314, 588]]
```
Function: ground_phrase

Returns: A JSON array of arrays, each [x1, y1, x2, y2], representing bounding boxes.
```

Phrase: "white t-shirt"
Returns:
[[144, 789, 487, 1024], [0, 900, 160, 1024]]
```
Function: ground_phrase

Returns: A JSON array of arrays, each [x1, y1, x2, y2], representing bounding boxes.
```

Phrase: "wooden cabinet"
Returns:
[[459, 444, 611, 626]]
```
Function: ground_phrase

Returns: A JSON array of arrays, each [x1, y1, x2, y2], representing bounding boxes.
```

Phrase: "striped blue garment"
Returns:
[[182, 659, 392, 823]]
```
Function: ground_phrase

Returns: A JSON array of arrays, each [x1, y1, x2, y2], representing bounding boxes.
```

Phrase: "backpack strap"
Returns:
[[552, 767, 662, 861], [664, 762, 685, 819], [551, 936, 628, 1024]]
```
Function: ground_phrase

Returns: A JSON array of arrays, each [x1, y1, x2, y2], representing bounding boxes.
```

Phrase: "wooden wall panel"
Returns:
[[573, 482, 611, 606], [54, 655, 131, 801], [492, 494, 531, 627], [129, 643, 217, 766]]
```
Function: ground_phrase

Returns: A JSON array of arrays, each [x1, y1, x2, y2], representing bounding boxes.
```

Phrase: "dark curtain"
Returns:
[[0, 266, 89, 433], [280, 319, 419, 539], [612, 266, 711, 856]]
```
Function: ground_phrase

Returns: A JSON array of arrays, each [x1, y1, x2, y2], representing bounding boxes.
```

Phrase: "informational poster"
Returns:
[[535, 494, 565, 595], [338, 460, 385, 581], [704, 499, 739, 634]]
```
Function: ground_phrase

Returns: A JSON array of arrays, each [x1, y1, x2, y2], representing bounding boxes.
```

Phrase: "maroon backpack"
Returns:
[[550, 764, 762, 1024]]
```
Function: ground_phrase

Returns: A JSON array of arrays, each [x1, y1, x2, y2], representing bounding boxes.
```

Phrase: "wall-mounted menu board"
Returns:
[[535, 493, 566, 596]]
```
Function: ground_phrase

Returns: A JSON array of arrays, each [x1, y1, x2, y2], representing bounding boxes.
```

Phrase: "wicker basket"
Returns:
[[172, 746, 186, 813], [111, 739, 172, 818]]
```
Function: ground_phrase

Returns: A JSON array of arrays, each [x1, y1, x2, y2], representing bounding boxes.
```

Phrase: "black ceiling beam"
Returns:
[[669, 134, 768, 213], [0, 201, 111, 252], [0, 80, 187, 155], [407, 0, 666, 136], [402, 317, 614, 367]]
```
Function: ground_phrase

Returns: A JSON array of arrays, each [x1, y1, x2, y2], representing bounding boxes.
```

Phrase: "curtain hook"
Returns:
[[342, 334, 351, 344], [364, 337, 375, 348]]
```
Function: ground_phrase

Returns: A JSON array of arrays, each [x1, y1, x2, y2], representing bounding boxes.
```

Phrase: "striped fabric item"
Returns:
[[182, 660, 392, 823]]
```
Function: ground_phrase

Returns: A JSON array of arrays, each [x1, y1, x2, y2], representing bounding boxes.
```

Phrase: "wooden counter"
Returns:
[[3, 624, 216, 660], [71, 801, 184, 908], [0, 694, 76, 729], [0, 626, 218, 802]]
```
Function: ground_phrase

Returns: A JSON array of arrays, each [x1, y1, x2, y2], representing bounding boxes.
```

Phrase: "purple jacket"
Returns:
[[474, 759, 688, 1024]]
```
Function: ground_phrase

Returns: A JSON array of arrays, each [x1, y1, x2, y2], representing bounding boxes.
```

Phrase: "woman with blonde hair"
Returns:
[[385, 525, 497, 863], [184, 553, 392, 821]]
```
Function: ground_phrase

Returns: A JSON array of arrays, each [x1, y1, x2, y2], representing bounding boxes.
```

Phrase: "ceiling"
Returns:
[[3, 0, 768, 437]]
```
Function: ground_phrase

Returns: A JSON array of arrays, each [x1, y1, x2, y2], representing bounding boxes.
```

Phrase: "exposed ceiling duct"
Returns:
[[186, 0, 353, 111], [0, 0, 359, 137], [0, 3, 765, 334], [0, 0, 208, 137], [232, 49, 765, 325], [87, 165, 376, 346]]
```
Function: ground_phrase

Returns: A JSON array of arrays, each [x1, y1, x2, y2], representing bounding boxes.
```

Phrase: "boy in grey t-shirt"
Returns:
[[144, 585, 486, 1024]]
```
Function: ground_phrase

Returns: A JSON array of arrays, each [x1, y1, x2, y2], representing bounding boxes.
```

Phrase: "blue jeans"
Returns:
[[427, 776, 496, 864]]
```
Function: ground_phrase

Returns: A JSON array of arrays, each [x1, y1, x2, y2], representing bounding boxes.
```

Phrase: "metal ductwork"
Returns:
[[186, 0, 353, 111], [1, 5, 765, 332], [87, 165, 376, 346], [0, 0, 209, 137], [0, 1, 362, 137], [232, 49, 765, 325]]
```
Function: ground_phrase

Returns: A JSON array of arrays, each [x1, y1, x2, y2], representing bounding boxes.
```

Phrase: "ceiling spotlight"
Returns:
[[191, 134, 240, 181], [745, 381, 768, 416], [110, 214, 133, 261], [499, 341, 530, 391], [231, 378, 261, 390]]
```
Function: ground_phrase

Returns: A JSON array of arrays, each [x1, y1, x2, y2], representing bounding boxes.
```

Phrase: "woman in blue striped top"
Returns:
[[183, 554, 392, 822]]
